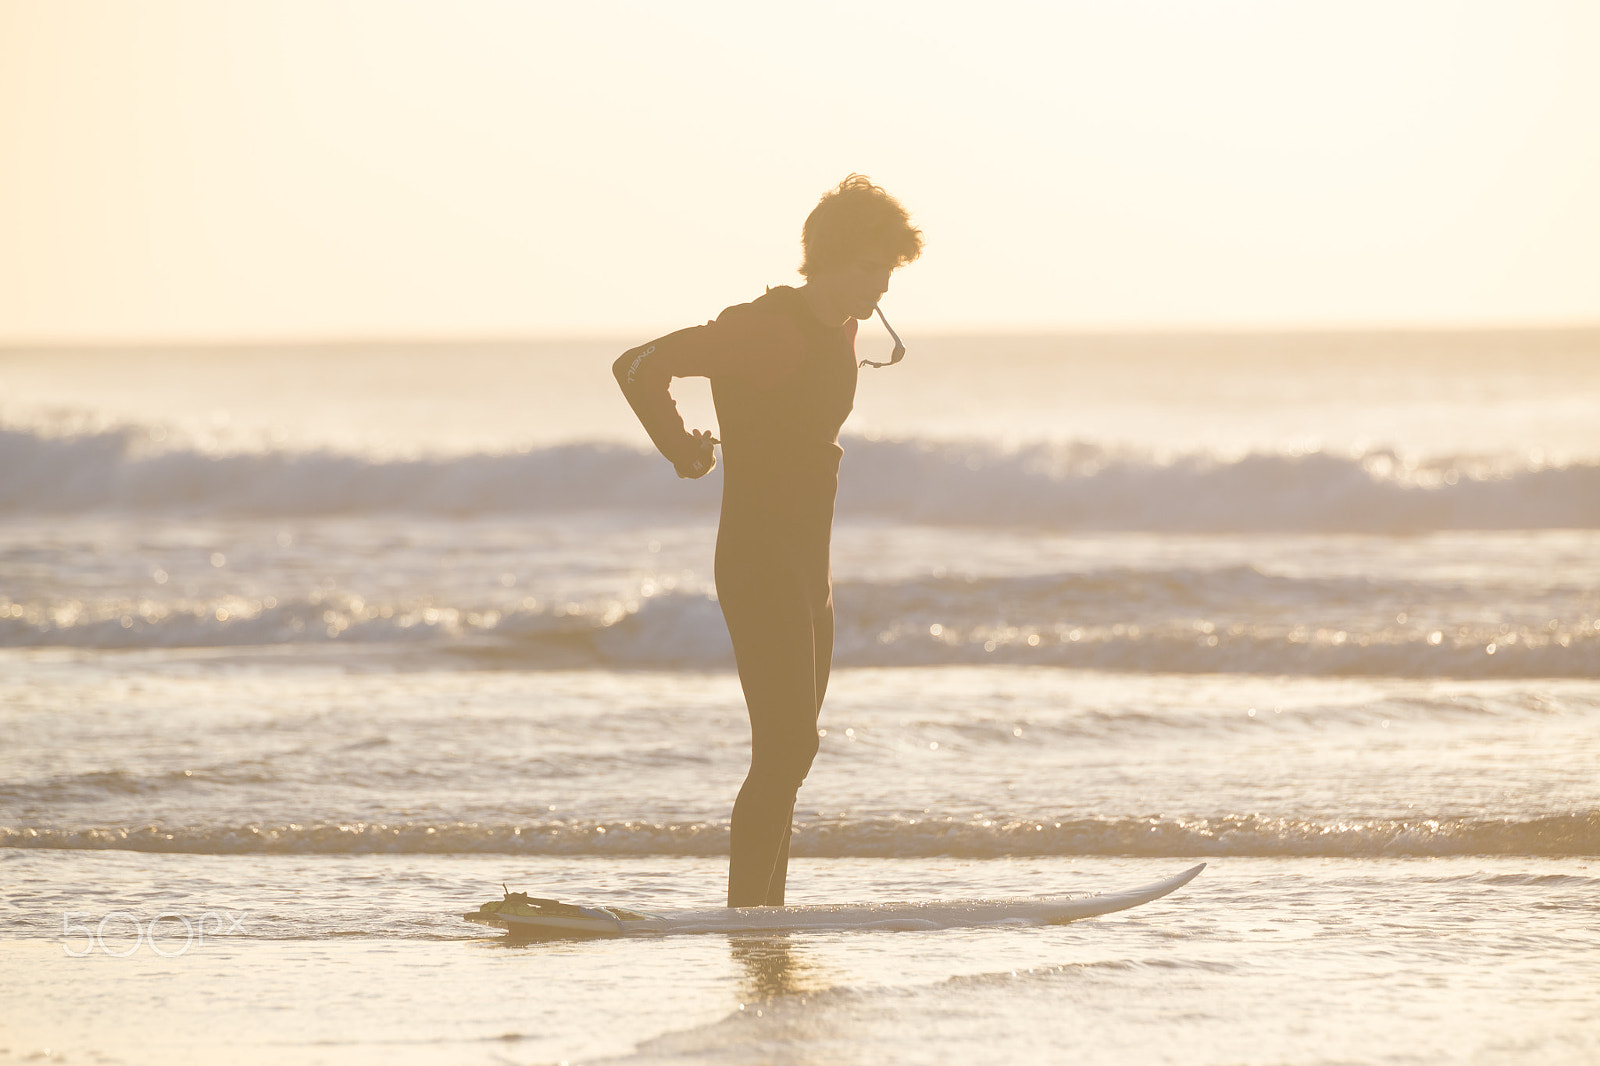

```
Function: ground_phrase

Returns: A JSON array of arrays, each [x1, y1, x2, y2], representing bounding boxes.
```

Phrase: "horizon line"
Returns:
[[5, 317, 1600, 350]]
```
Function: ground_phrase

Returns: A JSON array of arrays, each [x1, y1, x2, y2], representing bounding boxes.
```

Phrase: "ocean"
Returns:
[[2, 329, 1598, 1064]]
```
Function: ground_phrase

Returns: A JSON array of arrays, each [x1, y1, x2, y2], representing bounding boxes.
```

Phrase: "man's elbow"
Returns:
[[613, 342, 659, 390]]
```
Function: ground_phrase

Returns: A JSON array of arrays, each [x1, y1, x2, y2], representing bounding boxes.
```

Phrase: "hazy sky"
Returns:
[[3, 0, 1598, 342]]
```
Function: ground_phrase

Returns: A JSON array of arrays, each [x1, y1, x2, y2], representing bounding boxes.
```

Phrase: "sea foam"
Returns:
[[3, 424, 1597, 531], [5, 811, 1594, 858], [5, 575, 1597, 677]]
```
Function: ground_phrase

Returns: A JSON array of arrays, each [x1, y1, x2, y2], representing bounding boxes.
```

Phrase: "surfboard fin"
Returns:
[[485, 889, 592, 918]]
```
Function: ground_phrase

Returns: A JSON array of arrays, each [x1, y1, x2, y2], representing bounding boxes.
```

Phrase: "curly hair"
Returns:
[[799, 174, 924, 278]]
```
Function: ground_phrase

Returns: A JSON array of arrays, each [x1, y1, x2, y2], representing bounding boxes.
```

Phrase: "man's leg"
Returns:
[[761, 584, 833, 905], [722, 574, 821, 907]]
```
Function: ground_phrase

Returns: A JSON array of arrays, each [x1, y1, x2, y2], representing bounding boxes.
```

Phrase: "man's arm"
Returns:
[[612, 325, 718, 478], [612, 300, 807, 478]]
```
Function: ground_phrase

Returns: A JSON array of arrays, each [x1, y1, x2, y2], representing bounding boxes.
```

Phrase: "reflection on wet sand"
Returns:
[[730, 934, 835, 1002]]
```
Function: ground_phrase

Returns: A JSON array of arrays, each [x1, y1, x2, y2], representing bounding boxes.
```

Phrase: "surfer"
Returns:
[[613, 175, 923, 906]]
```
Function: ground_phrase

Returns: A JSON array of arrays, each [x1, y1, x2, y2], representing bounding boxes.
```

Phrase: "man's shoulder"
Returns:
[[715, 285, 801, 326], [703, 287, 809, 386], [711, 287, 807, 347]]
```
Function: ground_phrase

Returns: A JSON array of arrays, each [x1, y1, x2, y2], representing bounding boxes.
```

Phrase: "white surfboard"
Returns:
[[462, 862, 1204, 938]]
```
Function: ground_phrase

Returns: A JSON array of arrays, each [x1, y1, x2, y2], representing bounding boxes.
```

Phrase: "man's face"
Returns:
[[823, 254, 897, 320]]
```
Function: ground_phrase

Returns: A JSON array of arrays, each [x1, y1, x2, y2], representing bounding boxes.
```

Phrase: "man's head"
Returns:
[[799, 175, 922, 320], [801, 174, 923, 279]]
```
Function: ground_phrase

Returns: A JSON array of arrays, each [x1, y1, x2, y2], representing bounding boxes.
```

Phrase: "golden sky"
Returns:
[[2, 0, 1598, 342]]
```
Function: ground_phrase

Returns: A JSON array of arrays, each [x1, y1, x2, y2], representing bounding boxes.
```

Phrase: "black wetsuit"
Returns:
[[613, 286, 858, 906]]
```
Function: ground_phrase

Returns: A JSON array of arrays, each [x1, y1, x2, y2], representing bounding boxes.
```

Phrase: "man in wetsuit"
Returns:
[[613, 175, 923, 907]]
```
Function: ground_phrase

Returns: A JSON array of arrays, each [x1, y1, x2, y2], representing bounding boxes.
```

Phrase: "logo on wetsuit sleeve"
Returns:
[[625, 344, 656, 384]]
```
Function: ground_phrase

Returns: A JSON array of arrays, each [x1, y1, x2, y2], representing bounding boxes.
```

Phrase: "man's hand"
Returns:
[[674, 429, 719, 479]]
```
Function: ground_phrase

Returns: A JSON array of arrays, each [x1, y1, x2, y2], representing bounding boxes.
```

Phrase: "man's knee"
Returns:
[[754, 727, 820, 790]]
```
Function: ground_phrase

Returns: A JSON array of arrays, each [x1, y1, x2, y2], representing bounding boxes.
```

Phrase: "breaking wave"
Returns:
[[5, 811, 1595, 857], [3, 424, 1597, 532], [5, 576, 1596, 678]]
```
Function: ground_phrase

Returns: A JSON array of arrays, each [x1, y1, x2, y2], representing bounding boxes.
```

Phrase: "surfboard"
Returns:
[[462, 862, 1204, 939]]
